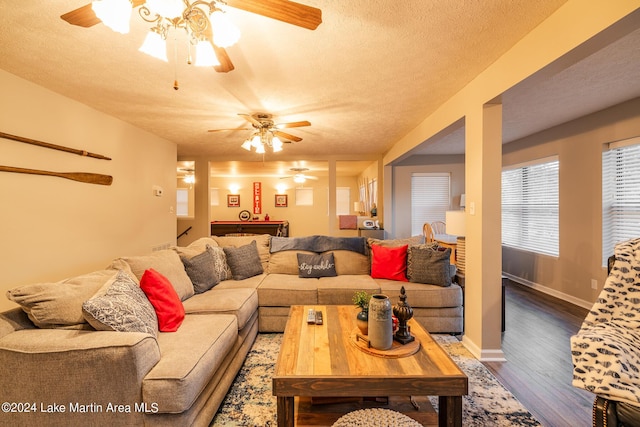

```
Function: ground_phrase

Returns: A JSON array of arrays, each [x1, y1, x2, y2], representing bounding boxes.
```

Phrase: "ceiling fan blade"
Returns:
[[303, 175, 319, 180], [201, 19, 236, 73], [238, 113, 264, 128], [211, 45, 235, 72], [207, 127, 250, 132], [276, 120, 311, 129], [226, 0, 322, 30], [274, 130, 302, 142], [60, 0, 145, 27], [60, 3, 100, 27]]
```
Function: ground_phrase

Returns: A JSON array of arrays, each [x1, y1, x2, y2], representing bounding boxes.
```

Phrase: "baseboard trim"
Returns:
[[461, 336, 506, 362], [502, 273, 593, 310]]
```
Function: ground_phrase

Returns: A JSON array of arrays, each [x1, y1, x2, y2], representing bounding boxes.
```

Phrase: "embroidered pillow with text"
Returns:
[[297, 252, 337, 278]]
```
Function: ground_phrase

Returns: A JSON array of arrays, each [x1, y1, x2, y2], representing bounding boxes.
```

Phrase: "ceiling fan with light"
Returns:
[[280, 167, 318, 183], [208, 113, 310, 153], [60, 0, 322, 80]]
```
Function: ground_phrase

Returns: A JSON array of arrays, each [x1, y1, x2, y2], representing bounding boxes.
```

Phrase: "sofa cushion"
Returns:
[[182, 288, 258, 330], [370, 244, 409, 282], [6, 269, 116, 329], [332, 250, 371, 275], [297, 252, 337, 278], [407, 246, 452, 287], [214, 273, 266, 290], [224, 241, 264, 280], [367, 235, 424, 248], [180, 245, 226, 294], [143, 314, 238, 413], [213, 234, 271, 271], [269, 250, 316, 274], [82, 270, 159, 337], [110, 249, 194, 301], [258, 274, 319, 306], [140, 269, 185, 332], [377, 280, 463, 308], [317, 275, 380, 305], [173, 237, 219, 258]]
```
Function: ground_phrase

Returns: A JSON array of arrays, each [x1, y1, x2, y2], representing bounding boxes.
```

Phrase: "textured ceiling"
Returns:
[[411, 23, 640, 156], [1, 1, 638, 176], [0, 0, 579, 167]]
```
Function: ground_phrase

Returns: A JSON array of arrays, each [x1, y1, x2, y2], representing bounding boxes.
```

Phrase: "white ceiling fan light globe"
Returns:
[[255, 144, 266, 154], [250, 134, 262, 148], [194, 40, 220, 66], [241, 140, 252, 151], [272, 136, 283, 152], [92, 0, 132, 34], [145, 0, 184, 19], [210, 10, 240, 48], [139, 30, 168, 61], [293, 174, 306, 183]]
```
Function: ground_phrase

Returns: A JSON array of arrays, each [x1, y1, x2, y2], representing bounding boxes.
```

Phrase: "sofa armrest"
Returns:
[[0, 308, 35, 339], [0, 328, 160, 409]]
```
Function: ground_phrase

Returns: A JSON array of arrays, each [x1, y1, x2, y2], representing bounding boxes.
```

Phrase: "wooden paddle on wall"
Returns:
[[0, 131, 111, 160], [0, 165, 113, 186]]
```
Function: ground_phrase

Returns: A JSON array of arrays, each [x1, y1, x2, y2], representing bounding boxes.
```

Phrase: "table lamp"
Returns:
[[445, 210, 466, 275]]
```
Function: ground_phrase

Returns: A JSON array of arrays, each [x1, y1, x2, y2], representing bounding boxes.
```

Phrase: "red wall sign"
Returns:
[[253, 182, 262, 215]]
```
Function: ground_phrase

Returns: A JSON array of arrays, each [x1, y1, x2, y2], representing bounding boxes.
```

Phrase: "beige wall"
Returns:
[[208, 174, 362, 237], [0, 70, 177, 312], [502, 97, 640, 307]]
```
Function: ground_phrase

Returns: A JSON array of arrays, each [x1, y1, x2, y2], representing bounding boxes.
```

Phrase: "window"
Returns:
[[336, 187, 350, 215], [176, 189, 189, 217], [602, 137, 640, 263], [368, 178, 377, 212], [210, 188, 220, 206], [502, 157, 559, 256], [411, 173, 450, 236], [296, 188, 313, 206]]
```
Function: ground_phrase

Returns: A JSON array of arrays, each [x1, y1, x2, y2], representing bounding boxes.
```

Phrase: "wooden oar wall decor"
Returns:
[[0, 131, 113, 186], [0, 131, 111, 160]]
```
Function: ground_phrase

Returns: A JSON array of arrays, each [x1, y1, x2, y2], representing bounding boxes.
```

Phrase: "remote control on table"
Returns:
[[315, 311, 323, 325], [307, 309, 316, 324]]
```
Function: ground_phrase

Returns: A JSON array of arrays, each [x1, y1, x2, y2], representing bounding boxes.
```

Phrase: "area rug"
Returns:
[[210, 334, 540, 426]]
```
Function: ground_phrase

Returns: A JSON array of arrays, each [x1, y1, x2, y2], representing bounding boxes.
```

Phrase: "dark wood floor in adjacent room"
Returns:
[[483, 281, 594, 427]]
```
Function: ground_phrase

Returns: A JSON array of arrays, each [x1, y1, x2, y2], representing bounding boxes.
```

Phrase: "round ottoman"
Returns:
[[331, 408, 423, 427]]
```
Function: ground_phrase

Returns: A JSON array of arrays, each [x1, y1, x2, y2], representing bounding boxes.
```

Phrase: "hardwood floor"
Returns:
[[483, 281, 594, 427]]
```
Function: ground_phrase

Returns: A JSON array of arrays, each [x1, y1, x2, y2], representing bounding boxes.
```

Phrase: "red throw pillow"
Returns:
[[370, 244, 409, 282], [140, 268, 185, 332]]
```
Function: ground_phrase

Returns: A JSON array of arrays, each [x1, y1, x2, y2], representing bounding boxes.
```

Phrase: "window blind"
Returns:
[[411, 173, 450, 236], [502, 157, 559, 256], [176, 189, 189, 217], [602, 138, 640, 264], [336, 187, 350, 215]]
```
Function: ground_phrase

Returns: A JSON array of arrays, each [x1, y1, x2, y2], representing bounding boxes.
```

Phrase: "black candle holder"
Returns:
[[393, 286, 415, 344]]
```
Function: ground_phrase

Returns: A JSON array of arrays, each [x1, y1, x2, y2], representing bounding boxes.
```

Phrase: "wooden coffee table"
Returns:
[[272, 305, 468, 427]]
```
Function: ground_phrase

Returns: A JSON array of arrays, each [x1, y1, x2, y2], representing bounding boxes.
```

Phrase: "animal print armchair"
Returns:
[[571, 237, 640, 427]]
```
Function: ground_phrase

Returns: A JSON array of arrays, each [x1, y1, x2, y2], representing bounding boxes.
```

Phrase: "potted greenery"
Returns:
[[352, 290, 370, 335]]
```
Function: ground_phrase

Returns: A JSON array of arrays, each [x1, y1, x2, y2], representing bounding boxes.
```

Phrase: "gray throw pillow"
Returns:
[[223, 240, 264, 280], [297, 252, 337, 278], [82, 270, 159, 337], [407, 246, 452, 287], [181, 245, 222, 294]]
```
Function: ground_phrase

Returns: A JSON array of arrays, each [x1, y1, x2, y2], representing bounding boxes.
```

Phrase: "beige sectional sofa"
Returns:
[[0, 233, 462, 427]]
